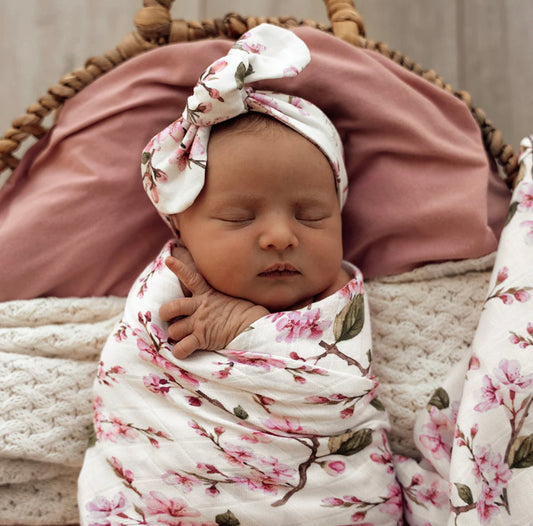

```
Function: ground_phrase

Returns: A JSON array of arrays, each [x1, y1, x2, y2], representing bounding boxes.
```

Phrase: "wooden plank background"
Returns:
[[1, 0, 531, 152]]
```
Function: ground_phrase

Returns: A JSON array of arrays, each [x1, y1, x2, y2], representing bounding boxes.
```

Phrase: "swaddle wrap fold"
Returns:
[[78, 250, 403, 525]]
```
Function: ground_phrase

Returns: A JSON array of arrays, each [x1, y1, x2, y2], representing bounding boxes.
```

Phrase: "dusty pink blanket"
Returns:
[[0, 27, 510, 300]]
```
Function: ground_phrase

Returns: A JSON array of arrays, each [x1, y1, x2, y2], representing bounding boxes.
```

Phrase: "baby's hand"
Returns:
[[160, 246, 269, 359]]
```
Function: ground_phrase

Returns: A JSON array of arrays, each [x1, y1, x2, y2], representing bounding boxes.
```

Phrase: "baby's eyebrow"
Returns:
[[209, 193, 261, 208]]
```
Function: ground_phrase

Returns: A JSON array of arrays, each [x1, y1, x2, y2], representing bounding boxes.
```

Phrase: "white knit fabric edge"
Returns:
[[366, 253, 495, 458], [0, 297, 125, 526], [0, 256, 494, 524]]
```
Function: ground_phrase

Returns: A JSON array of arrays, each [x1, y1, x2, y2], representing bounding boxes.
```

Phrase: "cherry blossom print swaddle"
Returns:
[[78, 141, 533, 525], [77, 245, 403, 525]]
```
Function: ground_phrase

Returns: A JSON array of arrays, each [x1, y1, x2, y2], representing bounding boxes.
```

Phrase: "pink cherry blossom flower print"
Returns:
[[471, 448, 511, 524], [380, 482, 403, 517], [477, 495, 500, 525], [321, 497, 344, 506], [322, 460, 346, 476], [143, 491, 208, 525], [288, 96, 310, 116], [496, 266, 509, 285], [86, 492, 127, 524], [474, 374, 503, 412], [419, 406, 452, 460], [514, 289, 531, 302], [350, 512, 369, 523], [167, 118, 186, 143], [340, 406, 354, 419], [370, 432, 394, 473], [509, 333, 520, 345], [494, 359, 533, 393], [146, 118, 184, 152], [96, 362, 125, 386], [190, 136, 206, 158], [108, 415, 138, 442], [517, 182, 533, 212], [260, 456, 296, 481], [205, 485, 220, 497], [283, 66, 300, 77], [143, 374, 171, 396], [338, 277, 364, 300], [188, 420, 209, 438], [263, 415, 307, 436], [108, 457, 134, 485], [220, 350, 287, 372], [113, 322, 129, 342], [274, 309, 331, 343], [521, 220, 533, 245], [185, 396, 202, 407], [240, 41, 266, 54], [499, 293, 514, 305], [202, 59, 228, 82], [240, 431, 272, 444], [248, 91, 281, 116], [223, 444, 255, 467], [149, 254, 166, 274], [472, 447, 496, 483], [162, 471, 202, 493], [469, 354, 481, 370], [231, 471, 281, 495], [416, 480, 448, 508]]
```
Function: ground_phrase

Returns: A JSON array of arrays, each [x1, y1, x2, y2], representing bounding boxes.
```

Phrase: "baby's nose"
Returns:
[[258, 217, 298, 250]]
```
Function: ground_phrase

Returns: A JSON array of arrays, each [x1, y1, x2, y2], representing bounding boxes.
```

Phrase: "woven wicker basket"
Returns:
[[0, 5, 522, 523], [0, 0, 520, 188]]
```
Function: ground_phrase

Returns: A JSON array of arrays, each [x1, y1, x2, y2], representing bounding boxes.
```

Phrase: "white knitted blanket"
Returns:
[[0, 256, 493, 525]]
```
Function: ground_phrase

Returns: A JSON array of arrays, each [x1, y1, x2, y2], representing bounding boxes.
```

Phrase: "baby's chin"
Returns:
[[256, 292, 320, 313]]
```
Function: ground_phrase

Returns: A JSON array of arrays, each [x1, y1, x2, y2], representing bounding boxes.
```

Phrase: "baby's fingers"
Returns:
[[165, 256, 209, 295], [166, 315, 194, 343], [172, 333, 202, 360], [159, 297, 197, 322]]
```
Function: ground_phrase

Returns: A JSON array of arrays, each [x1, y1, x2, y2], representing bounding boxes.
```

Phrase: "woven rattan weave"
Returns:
[[0, 0, 519, 187]]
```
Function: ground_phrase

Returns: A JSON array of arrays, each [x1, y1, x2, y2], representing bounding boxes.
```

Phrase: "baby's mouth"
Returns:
[[258, 263, 300, 277]]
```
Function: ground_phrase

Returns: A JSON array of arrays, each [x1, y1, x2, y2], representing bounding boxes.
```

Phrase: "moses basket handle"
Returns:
[[0, 0, 518, 187]]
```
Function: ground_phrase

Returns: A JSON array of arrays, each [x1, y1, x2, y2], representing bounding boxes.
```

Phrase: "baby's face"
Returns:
[[174, 120, 343, 311]]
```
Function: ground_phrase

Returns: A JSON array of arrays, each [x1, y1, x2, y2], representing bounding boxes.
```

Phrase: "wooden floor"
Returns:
[[1, 0, 531, 152]]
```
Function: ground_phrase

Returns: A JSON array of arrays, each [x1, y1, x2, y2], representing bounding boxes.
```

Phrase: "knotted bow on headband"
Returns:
[[141, 23, 348, 216]]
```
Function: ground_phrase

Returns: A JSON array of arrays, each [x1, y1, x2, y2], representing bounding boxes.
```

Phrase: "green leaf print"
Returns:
[[504, 200, 519, 227], [233, 405, 249, 420], [333, 294, 365, 343], [454, 483, 474, 505], [234, 62, 255, 89], [427, 387, 450, 410], [235, 62, 246, 89], [216, 509, 240, 526], [328, 428, 373, 456], [509, 433, 533, 469]]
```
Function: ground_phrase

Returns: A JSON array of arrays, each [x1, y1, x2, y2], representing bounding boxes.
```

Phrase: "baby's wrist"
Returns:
[[238, 305, 269, 333]]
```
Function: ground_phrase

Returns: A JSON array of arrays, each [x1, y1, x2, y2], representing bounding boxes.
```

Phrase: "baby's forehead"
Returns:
[[210, 112, 292, 138]]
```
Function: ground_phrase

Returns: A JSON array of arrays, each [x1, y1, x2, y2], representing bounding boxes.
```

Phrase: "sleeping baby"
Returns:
[[77, 24, 402, 526]]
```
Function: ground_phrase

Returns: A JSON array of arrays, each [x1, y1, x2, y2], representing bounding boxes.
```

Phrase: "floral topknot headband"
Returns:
[[141, 23, 348, 217]]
